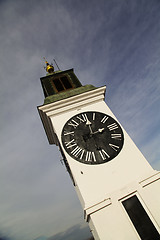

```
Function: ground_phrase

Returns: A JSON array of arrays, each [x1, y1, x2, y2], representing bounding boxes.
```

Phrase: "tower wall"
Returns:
[[38, 86, 160, 239]]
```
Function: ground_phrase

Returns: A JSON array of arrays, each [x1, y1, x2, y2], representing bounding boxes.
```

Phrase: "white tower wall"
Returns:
[[38, 86, 160, 239]]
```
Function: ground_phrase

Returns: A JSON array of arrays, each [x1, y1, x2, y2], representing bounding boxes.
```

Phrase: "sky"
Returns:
[[0, 0, 160, 239]]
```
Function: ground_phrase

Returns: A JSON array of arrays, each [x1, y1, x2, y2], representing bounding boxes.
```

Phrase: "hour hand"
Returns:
[[98, 128, 104, 133], [92, 128, 104, 135]]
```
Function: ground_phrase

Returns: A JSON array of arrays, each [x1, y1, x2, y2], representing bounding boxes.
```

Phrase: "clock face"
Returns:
[[61, 111, 124, 165]]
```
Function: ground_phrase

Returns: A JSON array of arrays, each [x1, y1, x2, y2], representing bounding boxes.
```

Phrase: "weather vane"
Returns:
[[43, 57, 61, 74], [43, 57, 54, 74]]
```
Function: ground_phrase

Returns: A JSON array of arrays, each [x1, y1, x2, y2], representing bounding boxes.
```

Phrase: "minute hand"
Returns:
[[85, 116, 93, 134]]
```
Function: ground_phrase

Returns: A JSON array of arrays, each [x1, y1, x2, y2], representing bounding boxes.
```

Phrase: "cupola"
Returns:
[[40, 59, 96, 105]]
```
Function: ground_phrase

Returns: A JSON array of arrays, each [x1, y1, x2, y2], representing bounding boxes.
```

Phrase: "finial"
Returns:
[[43, 57, 54, 74]]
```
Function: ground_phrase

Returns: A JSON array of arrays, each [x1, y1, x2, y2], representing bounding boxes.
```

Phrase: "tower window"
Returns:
[[61, 76, 72, 89], [122, 195, 160, 240], [51, 75, 73, 93], [54, 78, 64, 92]]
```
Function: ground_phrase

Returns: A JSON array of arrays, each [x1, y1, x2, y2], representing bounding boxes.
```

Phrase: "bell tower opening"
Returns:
[[40, 59, 83, 99], [51, 75, 73, 93]]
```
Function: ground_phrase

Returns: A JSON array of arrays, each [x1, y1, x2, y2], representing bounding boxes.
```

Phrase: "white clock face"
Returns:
[[61, 111, 124, 165]]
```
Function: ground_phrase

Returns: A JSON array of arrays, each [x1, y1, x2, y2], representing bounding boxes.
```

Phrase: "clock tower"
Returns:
[[38, 61, 160, 240]]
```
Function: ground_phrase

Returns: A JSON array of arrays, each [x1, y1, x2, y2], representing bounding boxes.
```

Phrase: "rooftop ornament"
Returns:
[[43, 57, 55, 74]]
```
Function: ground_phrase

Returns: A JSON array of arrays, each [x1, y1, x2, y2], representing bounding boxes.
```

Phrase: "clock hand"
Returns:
[[88, 125, 93, 134], [85, 116, 93, 134], [86, 117, 91, 126], [92, 128, 105, 135], [98, 128, 104, 133]]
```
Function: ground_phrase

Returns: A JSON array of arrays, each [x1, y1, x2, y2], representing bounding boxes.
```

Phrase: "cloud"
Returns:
[[48, 224, 92, 240], [0, 0, 160, 239]]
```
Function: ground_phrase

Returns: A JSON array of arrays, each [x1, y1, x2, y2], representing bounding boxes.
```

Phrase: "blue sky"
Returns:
[[0, 0, 160, 239]]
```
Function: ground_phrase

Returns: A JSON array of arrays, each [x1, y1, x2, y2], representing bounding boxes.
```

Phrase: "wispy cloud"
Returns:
[[0, 0, 160, 239]]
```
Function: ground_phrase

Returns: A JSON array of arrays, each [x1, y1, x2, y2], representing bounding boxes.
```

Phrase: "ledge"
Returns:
[[44, 85, 97, 104], [139, 171, 160, 188], [84, 198, 112, 222]]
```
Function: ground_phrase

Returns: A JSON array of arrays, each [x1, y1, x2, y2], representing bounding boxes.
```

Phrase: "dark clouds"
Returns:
[[48, 224, 92, 240]]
